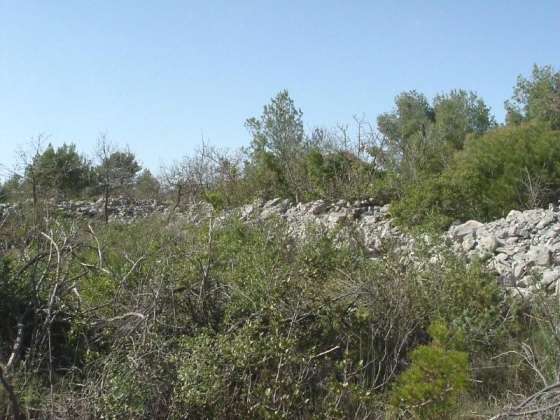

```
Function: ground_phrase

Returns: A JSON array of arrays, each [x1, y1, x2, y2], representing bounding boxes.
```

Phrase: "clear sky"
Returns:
[[1, 0, 559, 176]]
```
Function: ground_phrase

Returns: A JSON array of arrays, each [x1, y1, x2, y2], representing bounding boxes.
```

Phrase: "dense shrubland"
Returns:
[[392, 123, 560, 229], [0, 210, 541, 418], [1, 64, 560, 418], [2, 65, 560, 227]]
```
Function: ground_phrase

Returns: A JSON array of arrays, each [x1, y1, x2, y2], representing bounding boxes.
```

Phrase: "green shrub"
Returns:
[[0, 205, 538, 418], [518, 293, 560, 388], [304, 149, 377, 201], [174, 323, 312, 418], [393, 123, 560, 229], [423, 255, 517, 354], [390, 321, 470, 419]]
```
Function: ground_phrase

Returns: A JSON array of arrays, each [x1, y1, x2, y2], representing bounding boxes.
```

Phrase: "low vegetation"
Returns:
[[1, 64, 560, 418], [0, 211, 539, 418]]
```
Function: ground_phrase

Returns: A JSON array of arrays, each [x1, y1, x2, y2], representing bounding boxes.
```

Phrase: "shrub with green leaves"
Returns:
[[0, 206, 539, 418], [390, 321, 470, 419], [393, 123, 560, 229]]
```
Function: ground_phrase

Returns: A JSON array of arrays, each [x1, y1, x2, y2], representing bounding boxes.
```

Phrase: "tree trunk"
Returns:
[[104, 184, 109, 224]]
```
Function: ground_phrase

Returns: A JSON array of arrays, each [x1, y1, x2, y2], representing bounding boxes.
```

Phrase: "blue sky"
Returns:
[[1, 1, 559, 176]]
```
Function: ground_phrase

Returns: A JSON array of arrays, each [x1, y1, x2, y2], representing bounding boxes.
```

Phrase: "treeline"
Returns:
[[1, 64, 560, 419], [0, 138, 159, 204], [2, 64, 560, 229]]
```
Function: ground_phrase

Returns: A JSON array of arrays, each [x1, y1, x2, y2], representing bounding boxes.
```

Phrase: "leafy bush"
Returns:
[[393, 123, 560, 229], [390, 321, 470, 419], [304, 149, 376, 201], [421, 253, 517, 354], [0, 204, 542, 418]]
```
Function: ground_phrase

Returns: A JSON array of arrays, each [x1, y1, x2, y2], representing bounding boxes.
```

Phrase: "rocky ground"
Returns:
[[246, 198, 560, 297], [3, 197, 559, 297], [449, 206, 560, 297]]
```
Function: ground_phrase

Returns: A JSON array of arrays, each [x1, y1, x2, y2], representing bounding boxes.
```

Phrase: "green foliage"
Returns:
[[246, 90, 305, 161], [134, 169, 160, 200], [244, 147, 291, 200], [393, 123, 560, 228], [5, 64, 560, 419], [506, 64, 560, 129], [27, 143, 93, 199], [432, 90, 496, 149], [375, 89, 495, 203], [245, 90, 307, 200], [97, 150, 141, 192], [202, 189, 226, 210], [391, 176, 461, 229], [242, 91, 379, 203], [377, 90, 436, 182], [169, 221, 386, 418], [390, 321, 470, 419], [99, 353, 173, 419], [0, 208, 544, 418], [305, 149, 375, 201], [420, 253, 516, 354], [174, 323, 308, 418]]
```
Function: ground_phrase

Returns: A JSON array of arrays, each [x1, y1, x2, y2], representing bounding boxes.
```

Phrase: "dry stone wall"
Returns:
[[3, 197, 560, 297], [449, 206, 560, 296], [240, 199, 560, 297]]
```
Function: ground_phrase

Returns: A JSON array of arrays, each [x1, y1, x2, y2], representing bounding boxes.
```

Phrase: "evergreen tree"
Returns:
[[245, 90, 307, 200], [506, 64, 560, 129]]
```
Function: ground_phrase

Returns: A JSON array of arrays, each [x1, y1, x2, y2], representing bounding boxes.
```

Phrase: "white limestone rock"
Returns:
[[527, 245, 552, 266], [451, 220, 484, 240]]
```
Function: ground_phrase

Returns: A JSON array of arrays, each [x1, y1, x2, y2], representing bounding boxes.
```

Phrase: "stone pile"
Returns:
[[449, 206, 560, 296], [238, 197, 402, 256], [56, 197, 169, 221], [0, 198, 218, 226], [4, 195, 560, 297], [0, 198, 174, 222], [240, 198, 560, 297]]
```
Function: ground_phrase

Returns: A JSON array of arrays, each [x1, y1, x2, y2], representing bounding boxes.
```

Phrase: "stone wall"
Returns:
[[240, 198, 560, 297], [3, 197, 559, 297]]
